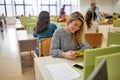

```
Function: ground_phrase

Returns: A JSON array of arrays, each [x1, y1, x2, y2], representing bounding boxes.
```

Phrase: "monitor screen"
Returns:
[[87, 58, 108, 80]]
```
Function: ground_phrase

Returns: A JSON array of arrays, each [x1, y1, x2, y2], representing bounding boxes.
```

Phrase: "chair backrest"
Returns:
[[113, 19, 120, 27], [38, 38, 52, 57], [85, 33, 103, 48], [107, 32, 120, 46], [25, 23, 36, 34]]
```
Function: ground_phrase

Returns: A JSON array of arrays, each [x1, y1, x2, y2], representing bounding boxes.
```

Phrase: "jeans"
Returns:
[[35, 47, 38, 55]]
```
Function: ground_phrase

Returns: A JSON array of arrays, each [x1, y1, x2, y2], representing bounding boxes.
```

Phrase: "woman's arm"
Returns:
[[50, 30, 63, 58], [50, 28, 77, 59]]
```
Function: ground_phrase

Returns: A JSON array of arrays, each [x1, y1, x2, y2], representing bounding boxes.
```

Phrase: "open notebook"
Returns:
[[46, 63, 80, 80]]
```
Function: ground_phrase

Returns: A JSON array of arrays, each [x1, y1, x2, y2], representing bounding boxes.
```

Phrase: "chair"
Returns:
[[20, 18, 37, 29], [56, 22, 67, 28], [85, 33, 103, 48], [38, 38, 52, 57], [113, 19, 120, 27], [107, 32, 120, 46], [25, 23, 36, 34]]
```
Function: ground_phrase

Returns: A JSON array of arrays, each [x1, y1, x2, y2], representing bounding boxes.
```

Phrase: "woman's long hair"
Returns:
[[67, 12, 85, 46], [35, 11, 50, 34], [85, 11, 92, 29]]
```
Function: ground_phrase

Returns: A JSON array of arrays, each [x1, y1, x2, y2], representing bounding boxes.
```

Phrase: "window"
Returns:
[[0, 0, 6, 16], [39, 0, 79, 16], [14, 0, 34, 16], [0, 0, 79, 16]]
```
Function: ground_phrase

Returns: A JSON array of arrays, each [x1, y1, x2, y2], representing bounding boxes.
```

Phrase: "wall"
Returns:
[[80, 0, 90, 15], [79, 0, 120, 15], [112, 0, 120, 14]]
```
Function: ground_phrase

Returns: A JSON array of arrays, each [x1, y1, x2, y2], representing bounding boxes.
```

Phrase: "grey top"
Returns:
[[50, 28, 91, 58]]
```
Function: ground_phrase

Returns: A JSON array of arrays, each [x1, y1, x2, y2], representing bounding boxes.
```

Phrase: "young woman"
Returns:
[[33, 11, 57, 55], [56, 12, 67, 22], [50, 11, 91, 60], [85, 11, 99, 33]]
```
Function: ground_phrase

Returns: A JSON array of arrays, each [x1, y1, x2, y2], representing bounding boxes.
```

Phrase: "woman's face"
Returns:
[[68, 19, 82, 33], [61, 13, 66, 18]]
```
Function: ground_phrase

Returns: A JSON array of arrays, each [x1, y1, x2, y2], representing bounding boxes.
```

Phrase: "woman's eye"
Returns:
[[74, 24, 77, 26]]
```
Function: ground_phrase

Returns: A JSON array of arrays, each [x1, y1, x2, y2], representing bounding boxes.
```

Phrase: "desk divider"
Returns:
[[95, 52, 120, 80], [83, 46, 120, 80]]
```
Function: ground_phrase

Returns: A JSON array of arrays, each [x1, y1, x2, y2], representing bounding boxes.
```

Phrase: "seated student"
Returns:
[[56, 12, 67, 22], [50, 11, 91, 60], [33, 11, 57, 55], [85, 11, 99, 33]]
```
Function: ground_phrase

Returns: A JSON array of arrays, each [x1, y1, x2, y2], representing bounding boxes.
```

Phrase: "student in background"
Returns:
[[56, 12, 67, 22], [50, 12, 91, 60], [59, 5, 66, 15], [33, 11, 57, 55], [88, 1, 101, 22], [85, 11, 99, 33]]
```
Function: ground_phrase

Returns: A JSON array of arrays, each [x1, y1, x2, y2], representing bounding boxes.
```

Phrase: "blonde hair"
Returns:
[[67, 12, 85, 46]]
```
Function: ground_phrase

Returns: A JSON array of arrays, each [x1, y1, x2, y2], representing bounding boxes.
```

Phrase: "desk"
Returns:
[[109, 27, 120, 32], [17, 30, 36, 52], [15, 23, 24, 30], [6, 16, 16, 25], [113, 19, 120, 27], [17, 30, 36, 73], [98, 24, 113, 47], [15, 19, 24, 30], [34, 56, 83, 80]]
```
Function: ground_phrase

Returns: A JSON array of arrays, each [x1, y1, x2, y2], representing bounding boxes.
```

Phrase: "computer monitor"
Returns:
[[83, 45, 120, 80], [87, 58, 108, 80]]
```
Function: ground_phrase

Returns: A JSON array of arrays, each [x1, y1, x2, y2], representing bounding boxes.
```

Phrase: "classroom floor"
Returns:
[[0, 25, 35, 80]]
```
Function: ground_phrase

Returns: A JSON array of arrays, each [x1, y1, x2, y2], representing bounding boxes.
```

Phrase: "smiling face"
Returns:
[[66, 12, 84, 34], [61, 13, 66, 18], [66, 11, 85, 46], [68, 19, 82, 33]]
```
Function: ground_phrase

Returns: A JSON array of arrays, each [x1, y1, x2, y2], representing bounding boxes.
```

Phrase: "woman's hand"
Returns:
[[62, 51, 77, 60]]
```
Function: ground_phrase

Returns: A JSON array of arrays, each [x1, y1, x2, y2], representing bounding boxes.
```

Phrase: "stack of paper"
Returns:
[[46, 63, 80, 80]]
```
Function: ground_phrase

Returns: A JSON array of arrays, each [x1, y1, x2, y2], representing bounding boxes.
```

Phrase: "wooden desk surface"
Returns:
[[109, 27, 120, 32], [15, 23, 24, 30], [17, 30, 36, 41], [17, 30, 36, 52], [34, 56, 84, 80]]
